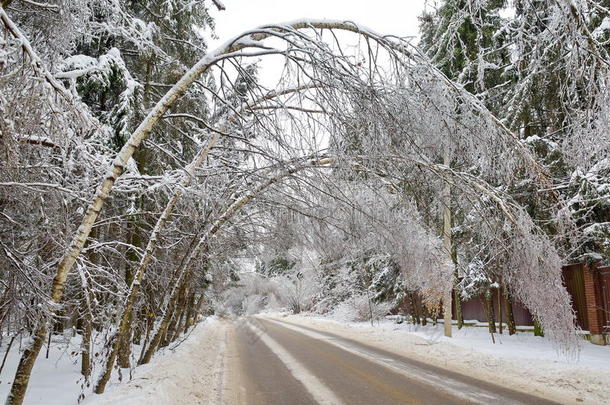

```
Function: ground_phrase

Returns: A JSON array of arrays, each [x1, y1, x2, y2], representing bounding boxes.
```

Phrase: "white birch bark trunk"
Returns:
[[94, 84, 314, 392], [139, 157, 334, 364], [5, 22, 261, 405], [93, 130, 221, 392]]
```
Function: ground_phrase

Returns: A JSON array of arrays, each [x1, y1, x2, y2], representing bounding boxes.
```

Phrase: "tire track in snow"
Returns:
[[261, 317, 557, 405], [214, 325, 228, 405], [245, 320, 346, 405]]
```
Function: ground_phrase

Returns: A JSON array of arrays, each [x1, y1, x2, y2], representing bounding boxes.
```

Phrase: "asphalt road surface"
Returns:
[[223, 317, 559, 405]]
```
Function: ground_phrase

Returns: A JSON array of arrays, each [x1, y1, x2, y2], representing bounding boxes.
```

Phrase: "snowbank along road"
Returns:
[[222, 317, 558, 405]]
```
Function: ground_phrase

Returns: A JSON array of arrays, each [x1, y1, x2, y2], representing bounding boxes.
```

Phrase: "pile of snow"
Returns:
[[0, 318, 225, 405], [328, 295, 393, 323], [83, 318, 225, 405], [0, 332, 84, 405]]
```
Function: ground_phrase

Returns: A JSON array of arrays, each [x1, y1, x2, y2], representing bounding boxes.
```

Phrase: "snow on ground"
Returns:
[[264, 312, 610, 405], [0, 318, 226, 405], [3, 313, 609, 404], [0, 333, 86, 405], [83, 318, 226, 405]]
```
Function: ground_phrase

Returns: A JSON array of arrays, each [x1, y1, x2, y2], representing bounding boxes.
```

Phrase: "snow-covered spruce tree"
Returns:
[[418, 0, 518, 330], [504, 0, 609, 136], [55, 0, 222, 373], [324, 48, 582, 349], [0, 1, 221, 402], [499, 1, 610, 263], [417, 0, 610, 338], [419, 0, 510, 111], [564, 159, 610, 261]]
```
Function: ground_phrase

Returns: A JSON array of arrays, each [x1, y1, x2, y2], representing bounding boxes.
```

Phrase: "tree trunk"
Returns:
[[484, 290, 496, 334], [159, 316, 173, 348], [118, 223, 141, 368], [139, 302, 175, 365], [505, 287, 517, 335], [4, 325, 47, 405], [79, 300, 93, 379], [79, 229, 97, 379], [80, 320, 92, 378], [137, 315, 154, 365], [133, 305, 148, 345], [182, 292, 197, 334], [410, 293, 420, 325], [498, 283, 503, 334], [171, 290, 191, 343], [452, 246, 464, 329], [420, 298, 428, 326], [164, 283, 188, 346], [453, 287, 463, 329], [0, 334, 17, 378], [534, 318, 544, 337], [173, 305, 187, 342], [117, 326, 133, 369]]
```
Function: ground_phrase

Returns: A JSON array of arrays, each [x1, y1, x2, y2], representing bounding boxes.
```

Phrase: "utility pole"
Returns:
[[443, 148, 453, 338]]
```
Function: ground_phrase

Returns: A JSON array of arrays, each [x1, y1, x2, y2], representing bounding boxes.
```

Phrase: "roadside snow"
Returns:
[[84, 318, 226, 405], [0, 333, 85, 405], [265, 313, 610, 405], [0, 318, 225, 405]]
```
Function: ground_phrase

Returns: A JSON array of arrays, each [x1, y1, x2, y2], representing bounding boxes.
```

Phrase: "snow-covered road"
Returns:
[[224, 317, 558, 405], [74, 314, 609, 405]]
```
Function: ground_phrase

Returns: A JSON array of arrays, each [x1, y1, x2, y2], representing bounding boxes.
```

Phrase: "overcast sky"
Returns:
[[209, 0, 429, 45], [207, 0, 430, 86]]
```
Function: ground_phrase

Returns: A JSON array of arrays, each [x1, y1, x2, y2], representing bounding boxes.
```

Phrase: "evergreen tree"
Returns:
[[419, 0, 509, 112]]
